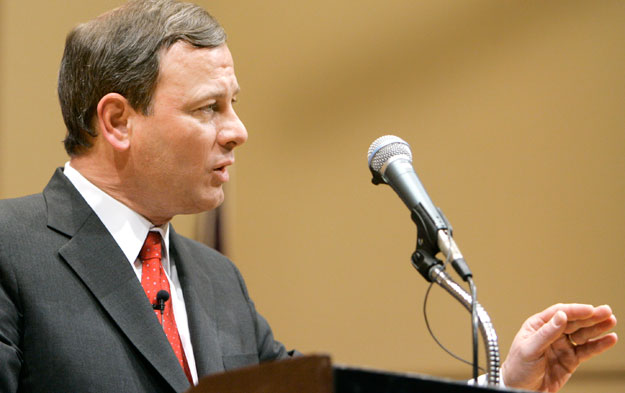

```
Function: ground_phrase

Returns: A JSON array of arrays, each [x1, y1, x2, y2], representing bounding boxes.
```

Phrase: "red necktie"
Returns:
[[140, 231, 193, 384]]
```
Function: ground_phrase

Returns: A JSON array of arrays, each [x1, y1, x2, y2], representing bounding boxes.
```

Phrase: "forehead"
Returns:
[[154, 42, 238, 102]]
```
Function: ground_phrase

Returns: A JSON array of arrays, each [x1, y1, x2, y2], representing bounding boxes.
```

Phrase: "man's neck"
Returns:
[[68, 155, 173, 226]]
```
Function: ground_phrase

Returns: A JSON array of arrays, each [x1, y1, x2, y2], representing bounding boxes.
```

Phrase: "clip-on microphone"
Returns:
[[153, 289, 170, 324]]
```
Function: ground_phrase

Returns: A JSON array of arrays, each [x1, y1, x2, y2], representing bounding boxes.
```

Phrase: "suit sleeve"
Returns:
[[0, 242, 23, 393]]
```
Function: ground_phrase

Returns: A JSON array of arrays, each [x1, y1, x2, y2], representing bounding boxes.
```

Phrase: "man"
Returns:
[[0, 1, 617, 392]]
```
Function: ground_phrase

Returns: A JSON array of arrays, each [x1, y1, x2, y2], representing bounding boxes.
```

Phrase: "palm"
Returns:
[[532, 335, 577, 391]]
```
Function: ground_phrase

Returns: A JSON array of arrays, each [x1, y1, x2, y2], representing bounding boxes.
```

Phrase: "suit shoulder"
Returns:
[[171, 232, 249, 295], [173, 234, 227, 260], [0, 192, 45, 212], [0, 193, 46, 230], [171, 233, 239, 272]]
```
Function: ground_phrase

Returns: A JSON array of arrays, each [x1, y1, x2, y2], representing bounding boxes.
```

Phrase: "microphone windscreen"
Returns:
[[367, 135, 412, 173], [156, 290, 170, 302]]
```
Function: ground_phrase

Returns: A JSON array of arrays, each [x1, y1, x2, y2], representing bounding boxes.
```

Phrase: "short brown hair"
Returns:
[[58, 0, 226, 155]]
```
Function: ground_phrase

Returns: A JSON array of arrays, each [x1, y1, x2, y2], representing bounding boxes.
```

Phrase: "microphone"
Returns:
[[153, 290, 170, 324], [367, 135, 471, 280]]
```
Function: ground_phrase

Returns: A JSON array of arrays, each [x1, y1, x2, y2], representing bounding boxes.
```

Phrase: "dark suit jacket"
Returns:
[[0, 169, 292, 393]]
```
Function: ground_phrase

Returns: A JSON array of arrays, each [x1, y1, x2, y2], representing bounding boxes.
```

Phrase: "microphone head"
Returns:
[[156, 290, 170, 302], [367, 135, 412, 174]]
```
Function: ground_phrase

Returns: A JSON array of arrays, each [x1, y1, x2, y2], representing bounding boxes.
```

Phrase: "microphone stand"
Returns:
[[412, 247, 501, 386], [367, 144, 500, 385]]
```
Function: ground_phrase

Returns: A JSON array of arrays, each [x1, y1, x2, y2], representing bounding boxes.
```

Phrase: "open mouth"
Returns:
[[214, 160, 233, 172]]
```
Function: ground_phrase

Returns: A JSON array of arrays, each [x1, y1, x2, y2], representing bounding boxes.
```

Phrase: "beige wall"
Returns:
[[1, 1, 623, 392]]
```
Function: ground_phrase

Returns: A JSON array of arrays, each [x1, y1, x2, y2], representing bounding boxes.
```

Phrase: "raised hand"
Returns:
[[501, 303, 617, 392]]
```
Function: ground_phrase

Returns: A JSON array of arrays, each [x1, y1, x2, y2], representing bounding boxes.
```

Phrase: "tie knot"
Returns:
[[140, 231, 162, 261]]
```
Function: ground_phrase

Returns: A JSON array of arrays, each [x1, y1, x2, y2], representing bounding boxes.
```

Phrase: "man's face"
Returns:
[[129, 42, 247, 223]]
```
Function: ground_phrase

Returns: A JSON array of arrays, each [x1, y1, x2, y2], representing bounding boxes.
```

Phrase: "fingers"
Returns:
[[575, 332, 619, 362], [521, 303, 617, 360], [531, 304, 593, 329], [564, 305, 614, 334], [568, 315, 617, 345], [525, 310, 568, 357]]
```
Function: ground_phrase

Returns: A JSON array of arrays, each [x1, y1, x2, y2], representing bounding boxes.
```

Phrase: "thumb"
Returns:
[[528, 310, 568, 356]]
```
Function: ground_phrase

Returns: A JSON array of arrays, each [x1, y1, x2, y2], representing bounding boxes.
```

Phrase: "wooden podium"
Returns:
[[187, 355, 534, 393]]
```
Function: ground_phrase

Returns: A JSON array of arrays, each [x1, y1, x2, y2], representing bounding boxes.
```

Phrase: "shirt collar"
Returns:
[[63, 162, 170, 268]]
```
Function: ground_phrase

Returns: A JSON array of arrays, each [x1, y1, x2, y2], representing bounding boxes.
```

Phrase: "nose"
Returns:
[[218, 108, 248, 150]]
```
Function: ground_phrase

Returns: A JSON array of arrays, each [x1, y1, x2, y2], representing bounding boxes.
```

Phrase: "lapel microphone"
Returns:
[[153, 290, 170, 325]]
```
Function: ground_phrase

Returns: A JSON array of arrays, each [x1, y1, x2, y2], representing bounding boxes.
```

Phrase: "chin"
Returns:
[[196, 190, 225, 213]]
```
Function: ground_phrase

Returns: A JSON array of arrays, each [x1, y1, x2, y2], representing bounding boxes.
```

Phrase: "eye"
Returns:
[[199, 103, 218, 113], [196, 97, 237, 115]]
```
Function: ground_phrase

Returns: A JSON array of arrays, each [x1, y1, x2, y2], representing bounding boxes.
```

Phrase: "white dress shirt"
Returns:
[[63, 162, 198, 385]]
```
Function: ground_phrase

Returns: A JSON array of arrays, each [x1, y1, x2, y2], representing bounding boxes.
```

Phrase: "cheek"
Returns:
[[132, 117, 171, 159], [135, 116, 217, 174], [171, 132, 215, 176], [181, 121, 218, 155], [179, 134, 211, 162]]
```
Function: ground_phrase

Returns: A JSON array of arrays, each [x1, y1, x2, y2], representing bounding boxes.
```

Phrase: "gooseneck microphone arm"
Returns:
[[412, 247, 500, 385], [368, 135, 500, 386], [425, 263, 501, 385]]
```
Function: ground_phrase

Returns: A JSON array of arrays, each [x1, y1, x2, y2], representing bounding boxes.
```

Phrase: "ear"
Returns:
[[95, 93, 135, 152]]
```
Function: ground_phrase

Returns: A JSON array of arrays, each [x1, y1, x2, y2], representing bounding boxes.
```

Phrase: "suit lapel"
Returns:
[[170, 230, 224, 377], [44, 169, 190, 392]]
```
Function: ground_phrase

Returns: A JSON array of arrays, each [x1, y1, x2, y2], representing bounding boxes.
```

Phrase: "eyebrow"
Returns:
[[185, 85, 240, 110], [195, 85, 240, 101]]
